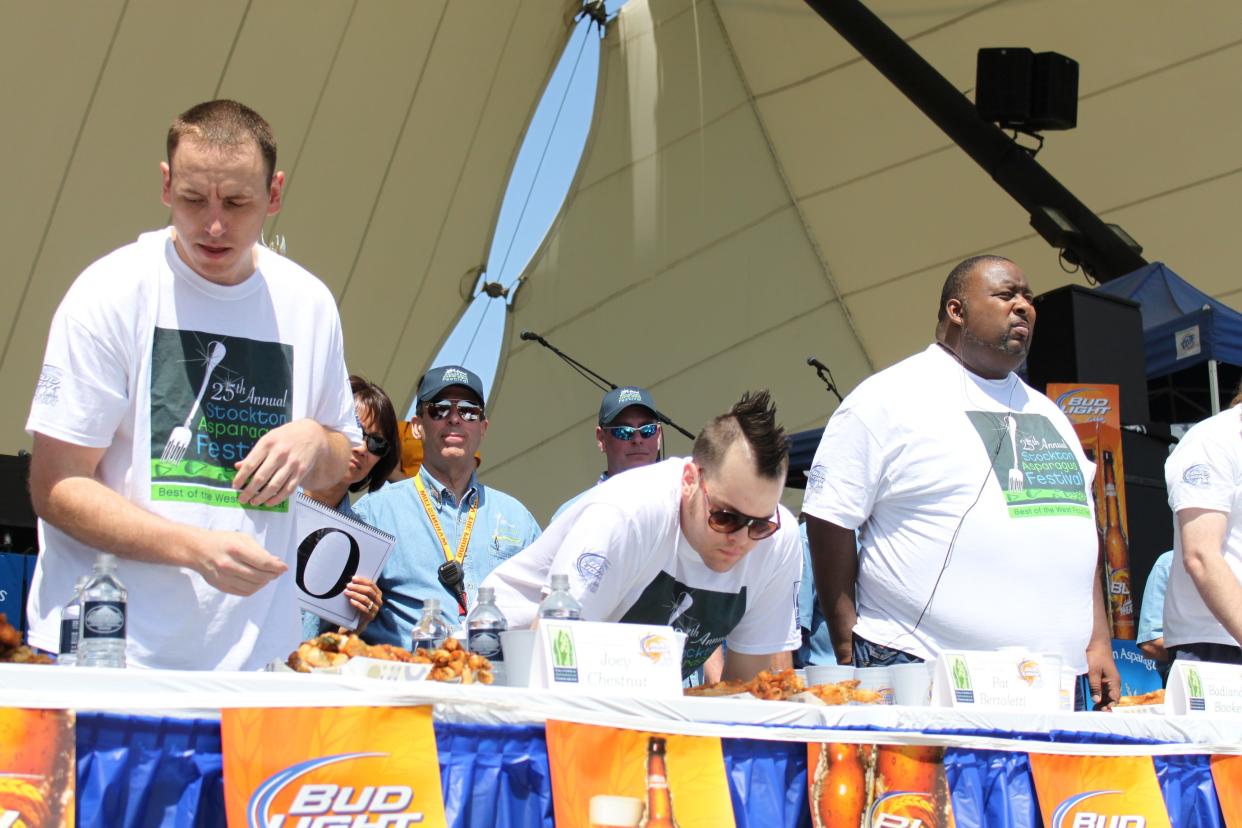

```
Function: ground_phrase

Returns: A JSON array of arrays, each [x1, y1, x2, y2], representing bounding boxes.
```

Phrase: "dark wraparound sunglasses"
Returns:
[[425, 400, 484, 422], [700, 476, 781, 540], [606, 422, 660, 441], [363, 431, 389, 457]]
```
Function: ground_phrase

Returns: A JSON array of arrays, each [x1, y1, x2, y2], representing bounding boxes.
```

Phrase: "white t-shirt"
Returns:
[[1163, 406, 1242, 648], [482, 457, 802, 676], [801, 345, 1098, 672], [26, 228, 359, 671]]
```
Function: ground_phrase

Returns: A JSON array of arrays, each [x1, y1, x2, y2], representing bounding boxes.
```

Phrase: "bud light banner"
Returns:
[[545, 720, 734, 828], [0, 708, 74, 827], [1210, 756, 1242, 825], [222, 705, 446, 828], [808, 743, 954, 828], [1028, 754, 1171, 828]]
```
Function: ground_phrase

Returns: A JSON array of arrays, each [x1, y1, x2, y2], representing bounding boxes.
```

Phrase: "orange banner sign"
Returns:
[[222, 705, 446, 828], [1211, 755, 1242, 826], [0, 707, 75, 828], [807, 743, 954, 828], [545, 720, 734, 828], [1029, 753, 1171, 828]]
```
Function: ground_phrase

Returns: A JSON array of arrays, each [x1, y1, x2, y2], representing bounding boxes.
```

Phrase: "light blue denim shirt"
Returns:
[[354, 465, 541, 648], [1137, 549, 1173, 645]]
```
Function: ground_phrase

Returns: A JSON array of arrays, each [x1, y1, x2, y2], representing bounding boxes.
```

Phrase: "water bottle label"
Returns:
[[82, 600, 126, 640], [468, 629, 504, 661], [540, 609, 580, 621], [59, 617, 79, 655]]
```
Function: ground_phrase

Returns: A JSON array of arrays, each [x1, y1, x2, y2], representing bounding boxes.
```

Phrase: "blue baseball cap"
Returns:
[[417, 365, 485, 405], [598, 386, 658, 425]]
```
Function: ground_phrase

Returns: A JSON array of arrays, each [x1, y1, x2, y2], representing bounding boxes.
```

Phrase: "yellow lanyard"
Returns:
[[414, 473, 478, 566]]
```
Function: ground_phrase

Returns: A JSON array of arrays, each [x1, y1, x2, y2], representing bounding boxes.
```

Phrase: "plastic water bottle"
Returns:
[[57, 576, 88, 666], [467, 587, 507, 674], [78, 553, 127, 668], [538, 573, 582, 621], [410, 598, 450, 651]]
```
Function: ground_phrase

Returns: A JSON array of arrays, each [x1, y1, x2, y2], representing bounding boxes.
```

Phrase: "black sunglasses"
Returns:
[[606, 423, 660, 441], [425, 400, 484, 422], [363, 431, 389, 457], [700, 477, 781, 540]]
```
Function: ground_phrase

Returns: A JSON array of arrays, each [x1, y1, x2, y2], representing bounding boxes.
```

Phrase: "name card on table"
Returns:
[[528, 620, 685, 698], [933, 650, 1063, 711], [1168, 660, 1242, 715]]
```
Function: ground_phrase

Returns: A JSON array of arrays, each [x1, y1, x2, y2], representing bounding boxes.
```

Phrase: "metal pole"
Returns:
[[1209, 359, 1221, 415], [801, 0, 1147, 282]]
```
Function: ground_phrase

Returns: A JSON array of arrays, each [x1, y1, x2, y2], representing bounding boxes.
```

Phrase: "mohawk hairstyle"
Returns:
[[692, 390, 787, 481], [167, 99, 277, 186]]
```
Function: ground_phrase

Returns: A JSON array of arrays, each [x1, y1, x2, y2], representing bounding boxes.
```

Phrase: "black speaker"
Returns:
[[1025, 284, 1150, 424], [976, 48, 1034, 126], [977, 48, 1078, 131], [1031, 52, 1079, 131], [1119, 429, 1173, 619]]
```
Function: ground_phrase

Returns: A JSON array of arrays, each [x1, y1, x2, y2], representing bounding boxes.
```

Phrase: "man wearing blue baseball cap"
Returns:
[[354, 365, 540, 646], [550, 386, 663, 522]]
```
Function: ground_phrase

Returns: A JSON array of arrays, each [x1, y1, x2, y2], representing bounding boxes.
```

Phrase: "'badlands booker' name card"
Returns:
[[529, 620, 684, 698], [934, 650, 1062, 711], [1168, 659, 1242, 715]]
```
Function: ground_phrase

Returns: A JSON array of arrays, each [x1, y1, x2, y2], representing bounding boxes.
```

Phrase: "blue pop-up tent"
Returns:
[[1096, 262, 1242, 414]]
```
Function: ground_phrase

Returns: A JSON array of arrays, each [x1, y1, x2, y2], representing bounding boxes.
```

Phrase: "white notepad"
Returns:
[[292, 492, 396, 629]]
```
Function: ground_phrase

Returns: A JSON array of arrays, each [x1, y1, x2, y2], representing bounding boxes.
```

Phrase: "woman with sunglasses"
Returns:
[[300, 375, 400, 637]]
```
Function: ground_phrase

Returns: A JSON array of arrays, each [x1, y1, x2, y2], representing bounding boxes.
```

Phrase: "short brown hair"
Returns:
[[167, 100, 277, 186], [1231, 378, 1242, 409], [692, 390, 787, 481]]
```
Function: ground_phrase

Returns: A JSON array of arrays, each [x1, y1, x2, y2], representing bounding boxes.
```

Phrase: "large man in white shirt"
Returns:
[[802, 255, 1119, 707], [25, 100, 358, 670], [484, 391, 802, 681]]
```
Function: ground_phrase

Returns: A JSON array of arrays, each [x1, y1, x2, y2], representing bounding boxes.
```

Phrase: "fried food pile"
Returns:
[[804, 679, 884, 705], [685, 668, 806, 700], [411, 636, 494, 685], [1117, 688, 1165, 706], [0, 612, 53, 665], [287, 632, 493, 683], [685, 671, 886, 705]]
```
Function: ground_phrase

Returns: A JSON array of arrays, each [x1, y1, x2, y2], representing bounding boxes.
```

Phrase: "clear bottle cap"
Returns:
[[95, 552, 118, 570], [422, 598, 441, 613], [476, 587, 495, 603], [549, 573, 570, 590]]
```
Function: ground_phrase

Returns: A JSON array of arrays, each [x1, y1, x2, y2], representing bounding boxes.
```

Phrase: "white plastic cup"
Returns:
[[805, 664, 856, 686], [589, 795, 644, 828], [498, 629, 536, 687], [854, 666, 896, 705], [890, 662, 933, 706]]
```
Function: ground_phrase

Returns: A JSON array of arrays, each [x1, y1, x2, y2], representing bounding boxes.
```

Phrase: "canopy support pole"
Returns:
[[1209, 359, 1221, 415]]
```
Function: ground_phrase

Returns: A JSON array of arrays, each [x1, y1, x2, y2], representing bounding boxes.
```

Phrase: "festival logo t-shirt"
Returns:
[[801, 345, 1097, 671], [484, 458, 802, 677], [25, 229, 358, 670]]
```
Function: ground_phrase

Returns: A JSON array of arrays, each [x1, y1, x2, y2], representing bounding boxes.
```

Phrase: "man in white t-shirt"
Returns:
[[483, 391, 802, 680], [1162, 387, 1242, 664], [802, 255, 1119, 707], [24, 100, 359, 670]]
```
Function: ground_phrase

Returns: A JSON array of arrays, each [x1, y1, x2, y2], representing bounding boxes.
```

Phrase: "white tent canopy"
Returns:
[[0, 0, 577, 452], [485, 0, 1242, 521]]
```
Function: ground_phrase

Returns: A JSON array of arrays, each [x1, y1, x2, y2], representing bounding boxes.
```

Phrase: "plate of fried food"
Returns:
[[684, 668, 806, 700], [1112, 688, 1165, 714], [793, 679, 886, 706], [0, 612, 54, 665], [286, 633, 494, 684]]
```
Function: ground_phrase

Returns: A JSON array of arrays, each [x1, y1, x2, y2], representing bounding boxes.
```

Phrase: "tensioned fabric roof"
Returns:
[[484, 0, 1242, 521], [0, 0, 577, 453]]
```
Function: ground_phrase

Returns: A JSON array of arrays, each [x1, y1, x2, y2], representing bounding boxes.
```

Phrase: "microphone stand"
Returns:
[[521, 331, 696, 440], [806, 356, 843, 403]]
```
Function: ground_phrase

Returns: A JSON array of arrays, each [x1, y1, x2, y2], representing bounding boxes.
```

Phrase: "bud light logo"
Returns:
[[248, 753, 426, 827], [1054, 388, 1112, 420], [1052, 790, 1146, 828]]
